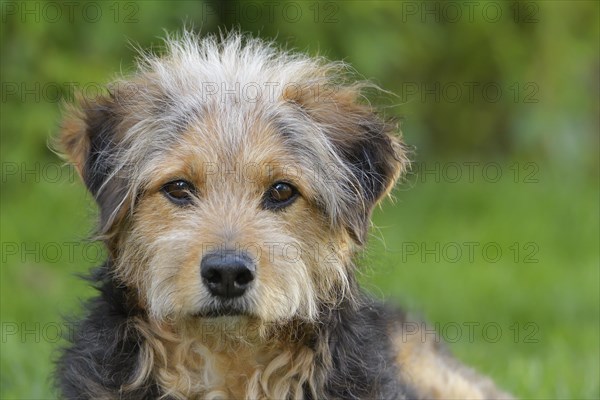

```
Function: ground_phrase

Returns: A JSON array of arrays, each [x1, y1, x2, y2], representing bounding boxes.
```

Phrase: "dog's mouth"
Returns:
[[196, 307, 248, 318], [194, 302, 253, 318]]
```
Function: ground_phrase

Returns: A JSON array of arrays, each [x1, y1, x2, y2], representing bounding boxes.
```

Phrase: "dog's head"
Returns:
[[59, 32, 408, 326]]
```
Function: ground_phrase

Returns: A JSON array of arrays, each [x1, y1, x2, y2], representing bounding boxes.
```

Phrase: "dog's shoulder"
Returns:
[[55, 264, 162, 399], [389, 307, 515, 399], [317, 297, 415, 399]]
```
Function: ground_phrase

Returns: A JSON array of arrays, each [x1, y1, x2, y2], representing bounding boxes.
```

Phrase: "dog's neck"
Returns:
[[134, 315, 321, 399]]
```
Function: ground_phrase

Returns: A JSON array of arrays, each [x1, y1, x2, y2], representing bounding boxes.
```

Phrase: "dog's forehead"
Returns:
[[179, 101, 288, 163], [126, 83, 322, 197], [143, 103, 306, 190]]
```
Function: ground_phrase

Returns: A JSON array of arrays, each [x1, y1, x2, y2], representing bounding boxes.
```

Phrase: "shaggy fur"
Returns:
[[55, 31, 513, 399]]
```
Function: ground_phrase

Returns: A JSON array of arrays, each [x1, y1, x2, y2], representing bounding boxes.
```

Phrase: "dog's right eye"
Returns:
[[161, 180, 194, 205]]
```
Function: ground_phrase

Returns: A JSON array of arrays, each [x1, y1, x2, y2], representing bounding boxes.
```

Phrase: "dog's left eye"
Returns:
[[264, 182, 298, 210], [161, 180, 194, 205]]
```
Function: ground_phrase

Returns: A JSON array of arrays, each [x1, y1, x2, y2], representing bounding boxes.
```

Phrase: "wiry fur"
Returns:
[[55, 31, 512, 399]]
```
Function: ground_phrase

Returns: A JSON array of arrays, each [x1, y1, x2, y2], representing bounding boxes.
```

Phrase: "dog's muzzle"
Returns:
[[200, 250, 256, 299]]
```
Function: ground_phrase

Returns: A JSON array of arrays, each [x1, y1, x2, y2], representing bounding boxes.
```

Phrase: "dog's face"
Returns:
[[59, 33, 408, 325]]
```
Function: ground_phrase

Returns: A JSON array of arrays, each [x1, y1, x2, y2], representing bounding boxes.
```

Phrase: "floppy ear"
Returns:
[[58, 90, 130, 243], [60, 93, 121, 193], [286, 84, 409, 244]]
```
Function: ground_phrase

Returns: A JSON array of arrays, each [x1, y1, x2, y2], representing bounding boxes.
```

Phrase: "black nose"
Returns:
[[200, 251, 256, 298]]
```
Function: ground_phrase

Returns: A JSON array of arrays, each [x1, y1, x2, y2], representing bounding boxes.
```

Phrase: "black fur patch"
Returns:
[[338, 119, 402, 244], [82, 97, 119, 196], [314, 298, 414, 399], [343, 120, 400, 203], [55, 265, 161, 399]]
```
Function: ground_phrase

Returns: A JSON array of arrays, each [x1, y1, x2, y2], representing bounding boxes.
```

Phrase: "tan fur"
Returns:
[[131, 317, 321, 399], [59, 102, 89, 178], [394, 323, 514, 399]]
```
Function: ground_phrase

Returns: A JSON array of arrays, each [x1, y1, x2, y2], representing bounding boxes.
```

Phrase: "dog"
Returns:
[[55, 31, 513, 399]]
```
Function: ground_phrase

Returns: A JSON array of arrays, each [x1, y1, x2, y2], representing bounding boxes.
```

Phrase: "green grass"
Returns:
[[1, 161, 598, 399]]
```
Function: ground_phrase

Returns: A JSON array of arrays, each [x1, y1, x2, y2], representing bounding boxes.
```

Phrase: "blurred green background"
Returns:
[[1, 1, 598, 398]]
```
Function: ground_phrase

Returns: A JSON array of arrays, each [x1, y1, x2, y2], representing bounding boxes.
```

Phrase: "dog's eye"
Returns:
[[162, 180, 194, 205], [264, 182, 298, 210]]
